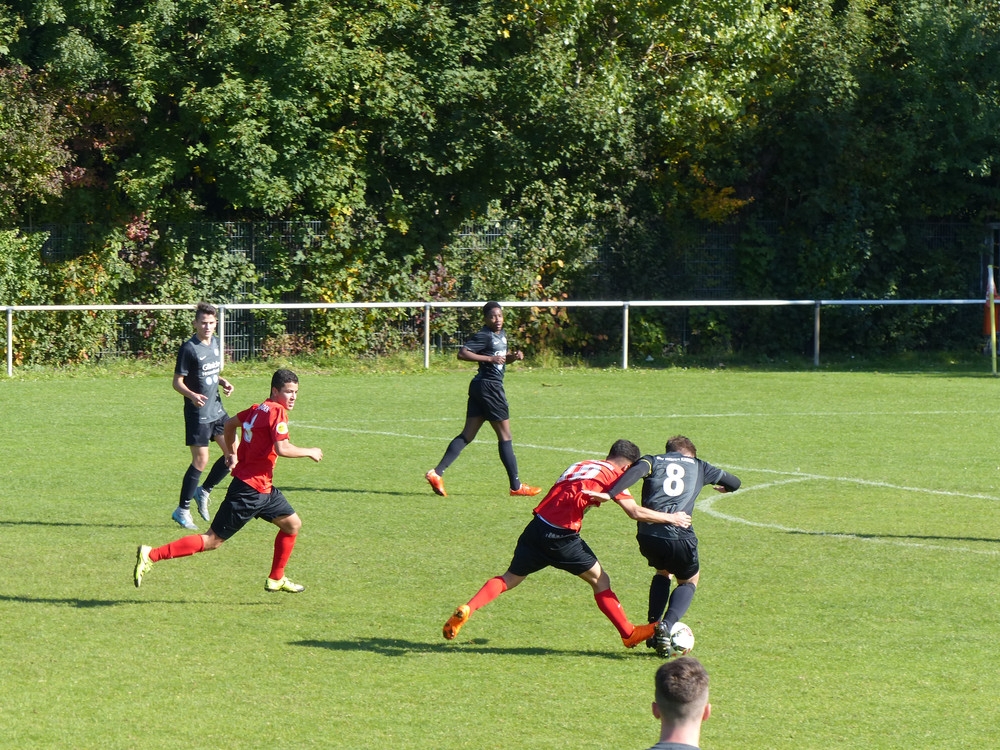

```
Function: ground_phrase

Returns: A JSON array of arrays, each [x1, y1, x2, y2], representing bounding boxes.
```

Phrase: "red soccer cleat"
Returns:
[[622, 622, 657, 649], [509, 484, 541, 497], [443, 604, 471, 640], [425, 469, 447, 497]]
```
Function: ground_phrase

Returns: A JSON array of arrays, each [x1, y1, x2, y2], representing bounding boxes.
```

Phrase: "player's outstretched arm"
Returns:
[[275, 441, 323, 462], [222, 416, 241, 468], [712, 471, 741, 493], [613, 496, 691, 527]]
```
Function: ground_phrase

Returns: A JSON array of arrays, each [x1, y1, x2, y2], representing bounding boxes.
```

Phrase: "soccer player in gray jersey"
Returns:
[[171, 302, 234, 530], [425, 301, 541, 498], [598, 435, 740, 656]]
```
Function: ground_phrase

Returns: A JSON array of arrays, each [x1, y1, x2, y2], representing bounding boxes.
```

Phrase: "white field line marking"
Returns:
[[701, 476, 1000, 556], [358, 409, 988, 423], [293, 421, 1000, 555]]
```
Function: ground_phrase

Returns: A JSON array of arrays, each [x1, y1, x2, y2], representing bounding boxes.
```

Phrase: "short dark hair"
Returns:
[[483, 300, 501, 316], [609, 439, 640, 463], [654, 657, 709, 724], [271, 369, 298, 391], [666, 435, 696, 457], [195, 302, 218, 318]]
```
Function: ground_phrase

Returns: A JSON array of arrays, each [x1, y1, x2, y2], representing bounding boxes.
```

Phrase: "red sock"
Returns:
[[269, 531, 297, 580], [468, 576, 508, 612], [149, 534, 204, 562], [594, 589, 633, 638]]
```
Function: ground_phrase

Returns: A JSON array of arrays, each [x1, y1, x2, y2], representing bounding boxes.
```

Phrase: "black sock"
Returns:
[[498, 439, 519, 490], [648, 574, 672, 623], [663, 582, 697, 633], [203, 455, 229, 493], [179, 464, 202, 509], [435, 435, 469, 474]]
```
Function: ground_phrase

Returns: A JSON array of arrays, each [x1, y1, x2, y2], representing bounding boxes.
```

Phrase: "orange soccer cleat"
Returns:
[[443, 604, 471, 640], [425, 469, 447, 497], [622, 622, 657, 649], [509, 484, 541, 497]]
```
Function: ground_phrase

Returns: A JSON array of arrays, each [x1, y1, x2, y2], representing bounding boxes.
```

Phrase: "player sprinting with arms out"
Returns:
[[425, 301, 541, 498], [591, 435, 740, 655], [442, 440, 692, 649], [171, 302, 234, 530], [135, 369, 323, 593]]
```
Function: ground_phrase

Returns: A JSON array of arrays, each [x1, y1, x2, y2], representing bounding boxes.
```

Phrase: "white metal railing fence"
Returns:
[[3, 298, 987, 377]]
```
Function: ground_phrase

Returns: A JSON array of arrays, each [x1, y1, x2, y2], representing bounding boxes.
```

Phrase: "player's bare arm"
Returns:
[[222, 415, 241, 468], [504, 350, 525, 363], [613, 496, 692, 527], [275, 441, 323, 462], [219, 377, 234, 396], [172, 372, 208, 407]]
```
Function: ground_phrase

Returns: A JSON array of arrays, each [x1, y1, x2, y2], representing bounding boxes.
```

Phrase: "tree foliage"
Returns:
[[1, 0, 999, 360]]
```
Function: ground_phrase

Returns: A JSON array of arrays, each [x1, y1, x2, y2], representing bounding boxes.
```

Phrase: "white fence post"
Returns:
[[424, 303, 431, 369], [6, 307, 11, 377], [622, 302, 630, 370]]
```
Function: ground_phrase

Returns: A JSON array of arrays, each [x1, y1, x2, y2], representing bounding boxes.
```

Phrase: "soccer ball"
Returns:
[[668, 622, 695, 656]]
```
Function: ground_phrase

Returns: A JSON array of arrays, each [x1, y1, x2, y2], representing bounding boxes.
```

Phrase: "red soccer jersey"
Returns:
[[232, 399, 290, 492], [532, 460, 634, 532]]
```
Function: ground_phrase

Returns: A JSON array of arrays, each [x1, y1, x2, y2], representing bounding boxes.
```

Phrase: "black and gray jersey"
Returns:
[[635, 452, 740, 540], [175, 335, 225, 423], [463, 326, 509, 383]]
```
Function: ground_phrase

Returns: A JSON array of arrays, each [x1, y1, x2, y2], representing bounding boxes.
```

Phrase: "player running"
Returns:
[[425, 300, 541, 498], [592, 435, 741, 656], [134, 369, 323, 593], [442, 440, 693, 649]]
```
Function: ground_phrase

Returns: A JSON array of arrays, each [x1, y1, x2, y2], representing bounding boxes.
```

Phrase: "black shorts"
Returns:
[[636, 533, 700, 579], [210, 477, 296, 540], [507, 516, 599, 577], [184, 411, 229, 447], [466, 378, 510, 422]]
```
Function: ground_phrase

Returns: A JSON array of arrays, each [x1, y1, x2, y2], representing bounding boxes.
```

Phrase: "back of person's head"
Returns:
[[271, 368, 299, 391], [609, 439, 640, 464], [665, 435, 696, 457], [195, 301, 218, 319], [654, 656, 710, 725]]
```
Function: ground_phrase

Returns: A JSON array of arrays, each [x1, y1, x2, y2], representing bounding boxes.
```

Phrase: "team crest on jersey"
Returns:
[[276, 421, 289, 435]]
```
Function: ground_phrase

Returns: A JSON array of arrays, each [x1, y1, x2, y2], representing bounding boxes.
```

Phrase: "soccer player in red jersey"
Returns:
[[134, 369, 323, 593], [441, 440, 693, 649]]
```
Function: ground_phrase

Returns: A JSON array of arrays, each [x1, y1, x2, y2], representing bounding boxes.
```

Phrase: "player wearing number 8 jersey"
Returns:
[[601, 436, 740, 655], [441, 440, 693, 649]]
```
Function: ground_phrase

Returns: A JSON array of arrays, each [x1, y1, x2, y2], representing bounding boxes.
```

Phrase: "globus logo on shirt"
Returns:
[[276, 422, 289, 435]]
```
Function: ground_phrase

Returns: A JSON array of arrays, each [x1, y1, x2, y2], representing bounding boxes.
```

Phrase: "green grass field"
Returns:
[[3, 361, 1000, 749]]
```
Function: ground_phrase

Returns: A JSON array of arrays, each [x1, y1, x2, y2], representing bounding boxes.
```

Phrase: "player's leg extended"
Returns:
[[581, 563, 655, 648], [490, 419, 539, 495], [134, 530, 224, 588], [426, 416, 486, 496], [175, 444, 210, 529], [648, 571, 673, 624], [443, 572, 524, 640], [662, 571, 699, 634], [265, 512, 304, 593]]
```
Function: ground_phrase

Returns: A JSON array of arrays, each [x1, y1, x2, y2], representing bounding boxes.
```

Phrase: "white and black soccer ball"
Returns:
[[668, 622, 695, 656]]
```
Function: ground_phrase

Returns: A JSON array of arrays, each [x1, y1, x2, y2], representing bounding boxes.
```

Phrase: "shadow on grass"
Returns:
[[281, 487, 414, 497], [0, 594, 271, 608], [291, 637, 638, 660], [787, 530, 1000, 544], [0, 519, 151, 528]]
